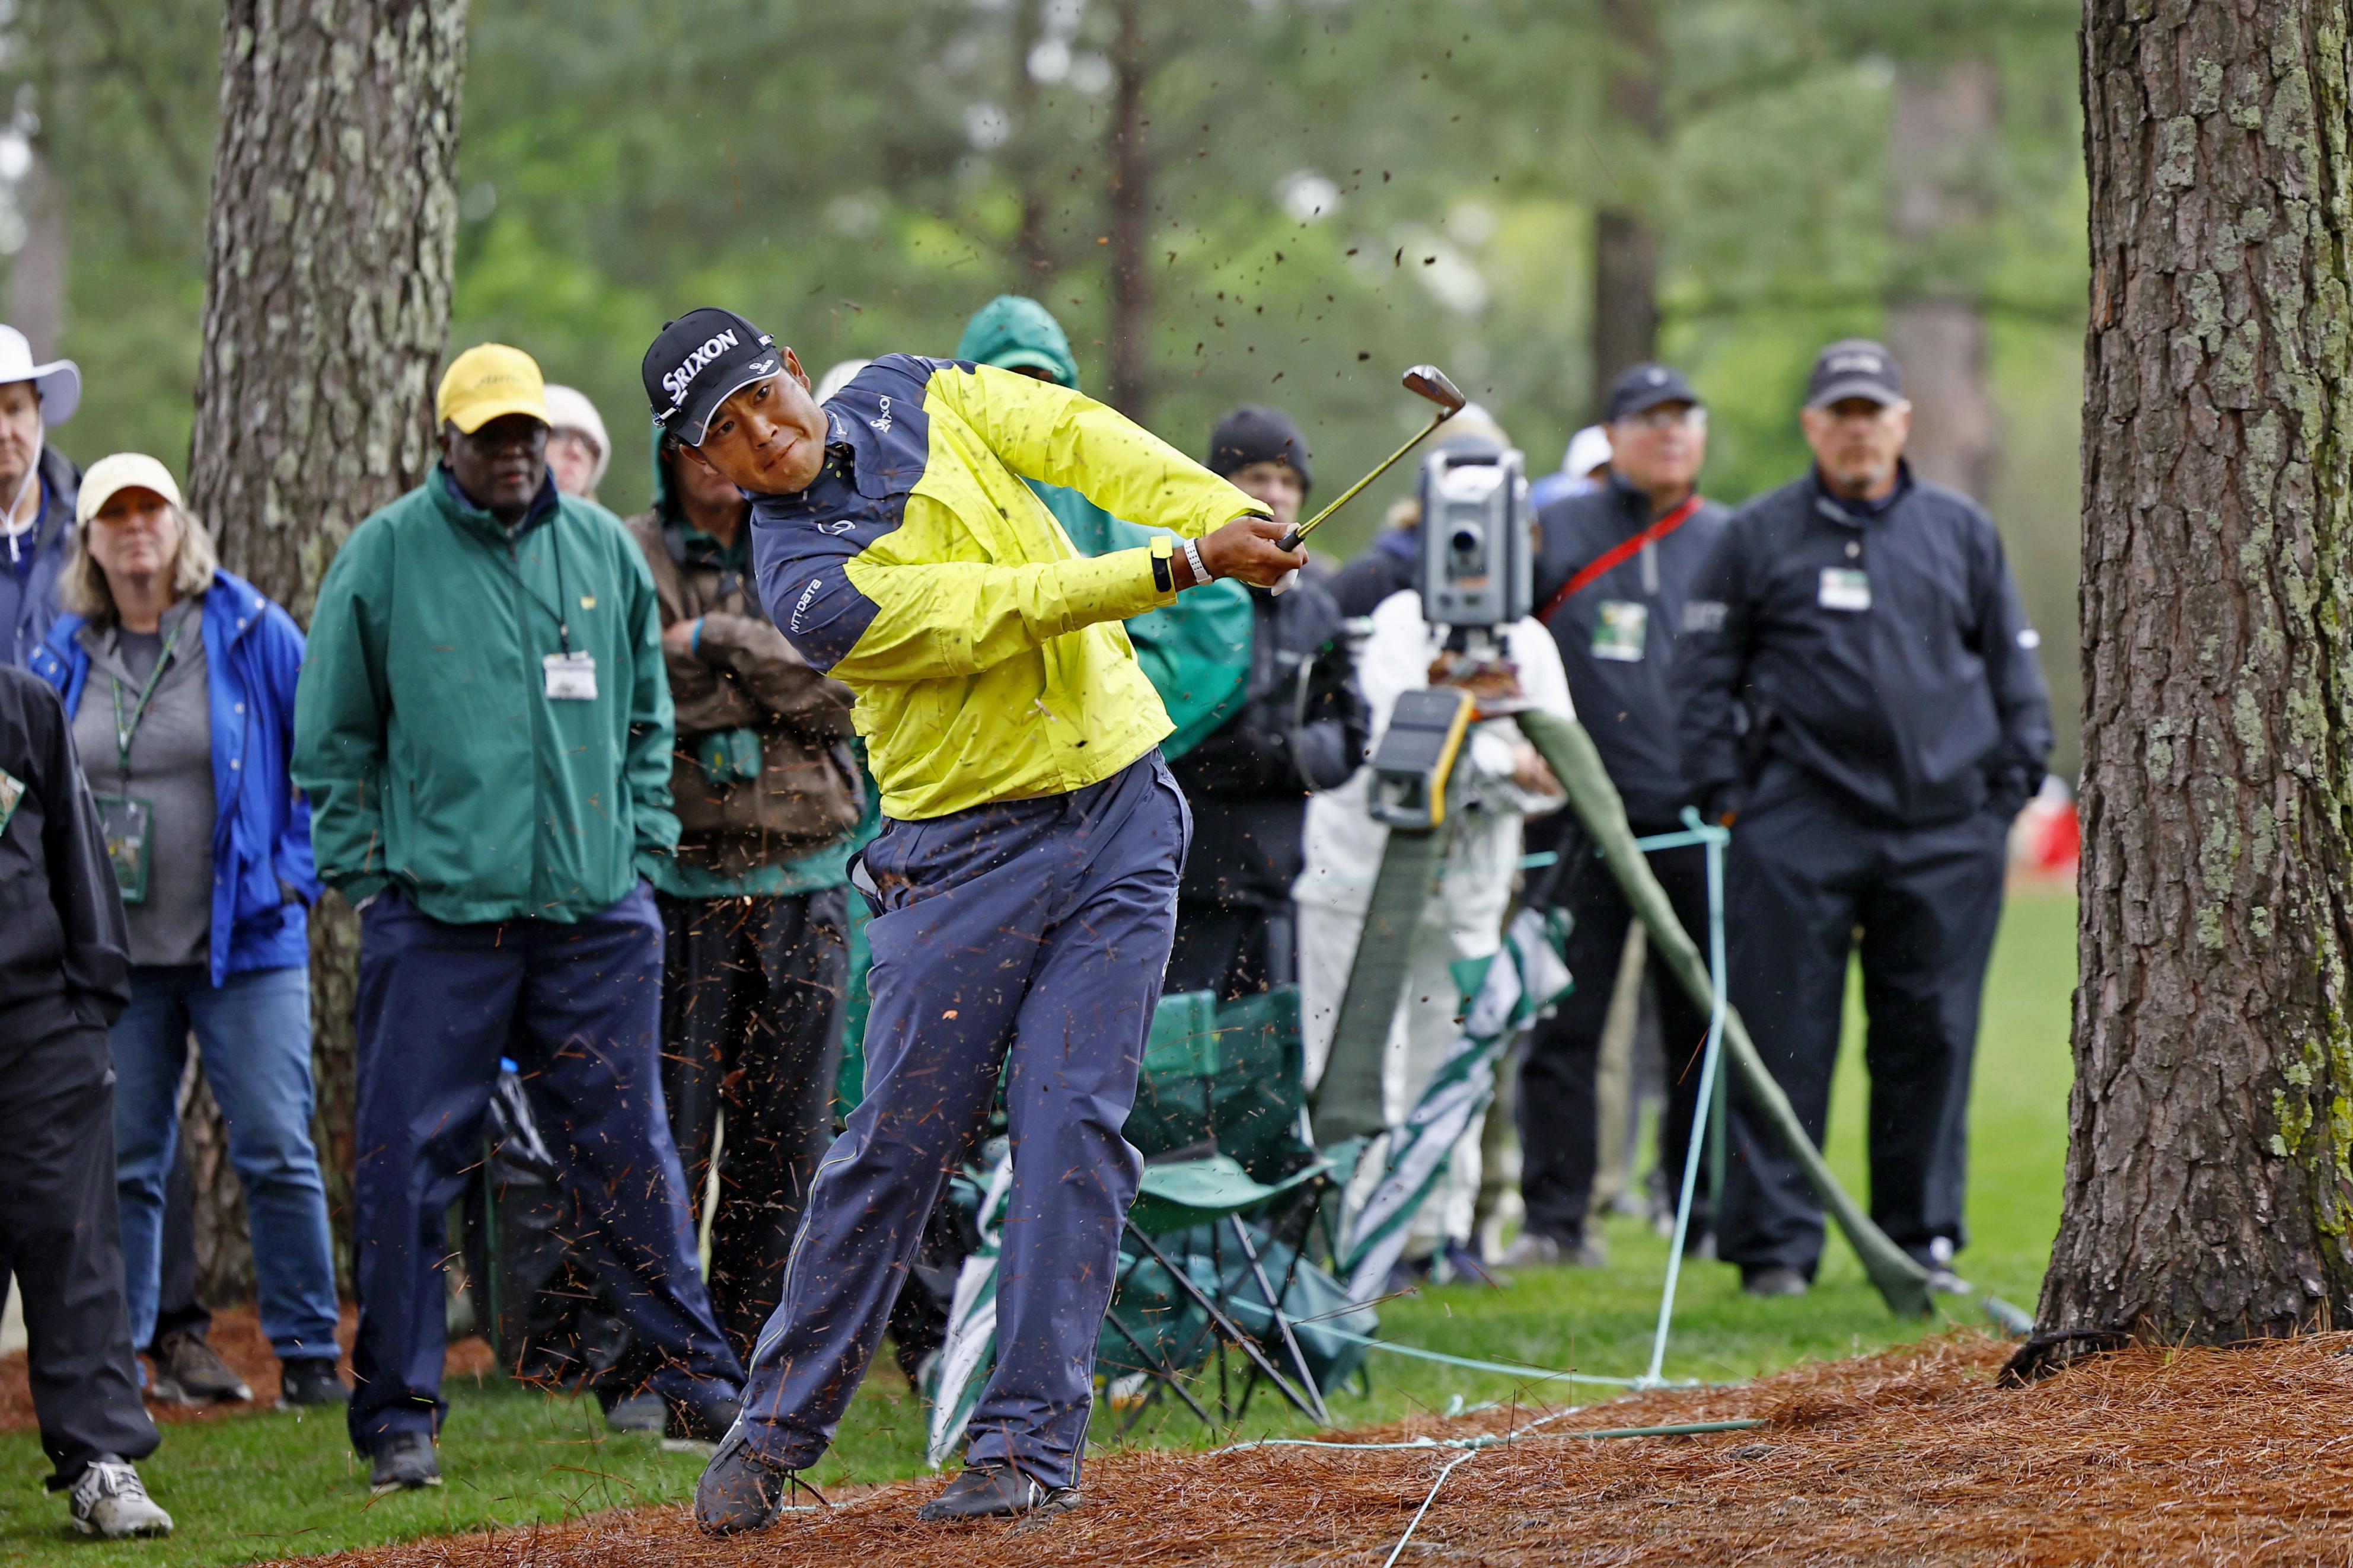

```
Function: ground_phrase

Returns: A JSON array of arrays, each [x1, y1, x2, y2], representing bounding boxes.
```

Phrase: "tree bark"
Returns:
[[184, 0, 467, 1300], [1886, 59, 2003, 502], [5, 146, 68, 362], [1005, 0, 1059, 281], [2045, 0, 2353, 1345], [1103, 0, 1153, 421], [1589, 0, 1664, 418]]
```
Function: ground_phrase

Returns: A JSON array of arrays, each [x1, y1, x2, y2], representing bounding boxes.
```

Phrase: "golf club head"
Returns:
[[1402, 363, 1466, 416]]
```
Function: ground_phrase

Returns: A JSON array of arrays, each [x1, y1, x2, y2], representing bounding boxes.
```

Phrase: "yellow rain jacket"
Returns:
[[750, 355, 1265, 819]]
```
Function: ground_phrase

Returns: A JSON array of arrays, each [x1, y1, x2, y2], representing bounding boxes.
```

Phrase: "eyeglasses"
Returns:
[[1616, 405, 1705, 432]]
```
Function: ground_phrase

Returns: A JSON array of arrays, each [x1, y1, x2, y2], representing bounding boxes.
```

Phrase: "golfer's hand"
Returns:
[[662, 618, 701, 658], [1192, 515, 1306, 589]]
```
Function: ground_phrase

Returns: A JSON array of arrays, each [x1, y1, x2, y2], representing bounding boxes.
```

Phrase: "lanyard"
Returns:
[[3, 465, 40, 566], [1538, 495, 1705, 625], [109, 614, 189, 780], [499, 518, 576, 653]]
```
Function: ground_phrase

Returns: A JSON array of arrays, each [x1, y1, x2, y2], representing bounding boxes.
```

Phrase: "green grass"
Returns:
[[1, 890, 2077, 1565]]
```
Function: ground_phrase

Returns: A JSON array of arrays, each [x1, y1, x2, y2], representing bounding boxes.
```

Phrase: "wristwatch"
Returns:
[[1150, 535, 1175, 594], [1182, 536, 1211, 587]]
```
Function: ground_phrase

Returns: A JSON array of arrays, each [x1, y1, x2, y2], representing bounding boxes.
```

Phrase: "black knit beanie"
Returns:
[[1207, 405, 1313, 493]]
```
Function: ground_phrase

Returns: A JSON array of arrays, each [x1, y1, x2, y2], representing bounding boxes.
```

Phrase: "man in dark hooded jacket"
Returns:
[[1169, 405, 1367, 997], [0, 663, 174, 1537]]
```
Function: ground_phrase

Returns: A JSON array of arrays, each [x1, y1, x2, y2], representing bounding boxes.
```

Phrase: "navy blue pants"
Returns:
[[736, 752, 1188, 1490], [1718, 774, 2008, 1279], [348, 883, 741, 1453]]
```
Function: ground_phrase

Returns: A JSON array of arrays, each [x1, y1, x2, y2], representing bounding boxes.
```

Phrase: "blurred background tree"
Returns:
[[6, 0, 2085, 777]]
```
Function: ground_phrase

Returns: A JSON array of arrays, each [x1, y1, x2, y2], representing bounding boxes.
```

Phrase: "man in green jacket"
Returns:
[[292, 344, 742, 1495]]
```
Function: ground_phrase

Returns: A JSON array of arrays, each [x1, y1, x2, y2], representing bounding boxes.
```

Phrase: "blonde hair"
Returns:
[[60, 502, 219, 626]]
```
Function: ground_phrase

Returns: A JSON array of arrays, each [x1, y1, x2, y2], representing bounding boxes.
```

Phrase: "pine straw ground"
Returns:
[[270, 1329, 2353, 1567]]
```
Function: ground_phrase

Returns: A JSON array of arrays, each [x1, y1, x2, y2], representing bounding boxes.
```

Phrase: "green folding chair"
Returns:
[[1096, 985, 1371, 1433]]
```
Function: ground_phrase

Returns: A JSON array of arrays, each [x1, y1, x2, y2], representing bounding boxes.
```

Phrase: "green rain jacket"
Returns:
[[292, 468, 677, 924], [954, 295, 1253, 756]]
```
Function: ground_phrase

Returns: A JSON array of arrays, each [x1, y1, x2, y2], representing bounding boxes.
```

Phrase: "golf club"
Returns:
[[1276, 363, 1466, 553]]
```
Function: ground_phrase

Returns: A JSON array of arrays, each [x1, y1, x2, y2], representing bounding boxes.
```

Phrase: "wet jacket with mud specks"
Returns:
[[750, 353, 1267, 820], [954, 295, 1258, 758], [293, 468, 678, 923], [1675, 466, 2052, 828]]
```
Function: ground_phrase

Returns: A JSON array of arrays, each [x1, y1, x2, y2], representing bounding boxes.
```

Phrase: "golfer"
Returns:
[[642, 309, 1303, 1532]]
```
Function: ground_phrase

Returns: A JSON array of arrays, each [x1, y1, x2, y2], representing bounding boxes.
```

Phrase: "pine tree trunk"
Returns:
[[1587, 0, 1664, 418], [183, 0, 467, 1301], [2043, 0, 2353, 1345], [4, 147, 67, 362], [1005, 0, 1059, 282], [1103, 0, 1154, 422], [1886, 59, 2002, 502]]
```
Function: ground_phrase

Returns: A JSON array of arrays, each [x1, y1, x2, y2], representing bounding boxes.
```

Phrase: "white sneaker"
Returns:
[[68, 1457, 174, 1539]]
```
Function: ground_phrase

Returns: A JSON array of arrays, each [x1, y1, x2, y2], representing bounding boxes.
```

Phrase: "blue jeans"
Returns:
[[111, 965, 341, 1362]]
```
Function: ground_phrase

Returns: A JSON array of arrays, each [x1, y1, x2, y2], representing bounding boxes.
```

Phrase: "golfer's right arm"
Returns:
[[777, 547, 1190, 682]]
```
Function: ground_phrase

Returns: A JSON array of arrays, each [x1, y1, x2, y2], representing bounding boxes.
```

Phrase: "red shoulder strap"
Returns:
[[1537, 495, 1704, 626]]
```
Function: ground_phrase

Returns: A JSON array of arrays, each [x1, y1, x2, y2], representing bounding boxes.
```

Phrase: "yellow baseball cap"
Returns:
[[77, 453, 184, 526], [436, 343, 552, 434]]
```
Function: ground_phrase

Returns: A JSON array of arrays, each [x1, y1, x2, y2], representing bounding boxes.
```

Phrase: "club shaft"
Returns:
[[1279, 411, 1451, 551]]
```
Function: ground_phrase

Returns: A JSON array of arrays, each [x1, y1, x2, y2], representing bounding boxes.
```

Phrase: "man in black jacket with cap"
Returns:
[[1512, 363, 1730, 1267], [1676, 339, 2051, 1298]]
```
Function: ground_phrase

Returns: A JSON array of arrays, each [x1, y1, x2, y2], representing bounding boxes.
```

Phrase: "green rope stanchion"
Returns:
[[1514, 710, 1934, 1318]]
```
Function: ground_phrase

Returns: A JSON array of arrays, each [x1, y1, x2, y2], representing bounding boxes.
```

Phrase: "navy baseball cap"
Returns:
[[1603, 362, 1700, 423], [643, 308, 782, 445], [1804, 339, 1904, 408]]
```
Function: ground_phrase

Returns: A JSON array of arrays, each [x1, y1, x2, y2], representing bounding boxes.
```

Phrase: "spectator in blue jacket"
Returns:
[[30, 455, 345, 1410]]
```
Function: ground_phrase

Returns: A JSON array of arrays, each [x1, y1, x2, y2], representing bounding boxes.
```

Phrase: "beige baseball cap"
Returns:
[[76, 452, 184, 526]]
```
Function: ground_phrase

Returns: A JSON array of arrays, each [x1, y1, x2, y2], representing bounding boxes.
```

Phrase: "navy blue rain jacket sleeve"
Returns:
[[1673, 522, 1753, 817], [1972, 530, 2055, 804]]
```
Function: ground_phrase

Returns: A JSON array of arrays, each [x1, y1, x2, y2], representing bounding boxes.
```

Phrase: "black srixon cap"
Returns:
[[643, 308, 781, 445], [1603, 362, 1700, 423], [1804, 338, 1904, 408]]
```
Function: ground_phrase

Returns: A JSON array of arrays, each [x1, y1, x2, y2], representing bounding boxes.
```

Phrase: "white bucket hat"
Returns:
[[0, 324, 78, 425], [541, 384, 611, 493]]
